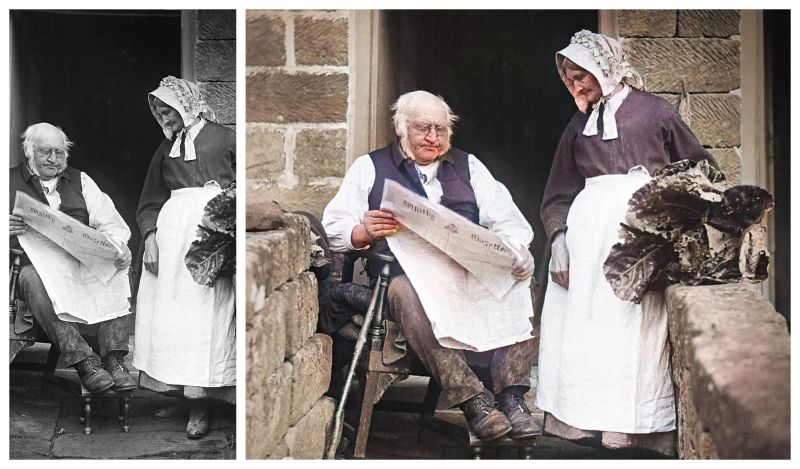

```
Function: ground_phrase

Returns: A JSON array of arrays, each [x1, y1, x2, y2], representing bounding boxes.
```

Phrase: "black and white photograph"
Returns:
[[8, 9, 237, 459]]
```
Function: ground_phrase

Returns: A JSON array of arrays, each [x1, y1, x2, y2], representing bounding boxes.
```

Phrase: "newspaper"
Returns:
[[13, 191, 131, 324], [381, 179, 533, 351], [14, 191, 119, 283]]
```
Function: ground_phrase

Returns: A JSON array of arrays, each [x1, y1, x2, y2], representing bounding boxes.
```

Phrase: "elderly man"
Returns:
[[322, 91, 539, 441], [9, 122, 135, 393]]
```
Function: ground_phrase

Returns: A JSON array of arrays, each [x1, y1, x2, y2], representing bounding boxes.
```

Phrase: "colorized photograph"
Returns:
[[245, 9, 789, 460], [9, 9, 237, 459]]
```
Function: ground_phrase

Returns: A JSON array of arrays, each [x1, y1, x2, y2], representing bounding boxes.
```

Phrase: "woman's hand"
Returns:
[[143, 231, 159, 275], [550, 232, 570, 289], [114, 243, 132, 269], [351, 210, 399, 249], [9, 214, 27, 237]]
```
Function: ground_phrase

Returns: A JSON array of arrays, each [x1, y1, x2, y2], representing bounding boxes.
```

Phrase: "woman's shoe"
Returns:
[[186, 400, 210, 439]]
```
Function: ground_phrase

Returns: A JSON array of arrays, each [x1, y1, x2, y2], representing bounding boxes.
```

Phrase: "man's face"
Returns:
[[402, 104, 451, 165], [564, 63, 603, 113], [30, 128, 68, 180], [155, 101, 184, 135]]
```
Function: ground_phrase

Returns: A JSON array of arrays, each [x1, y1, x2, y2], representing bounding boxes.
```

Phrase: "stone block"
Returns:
[[281, 272, 320, 359], [196, 40, 236, 82], [709, 148, 741, 185], [246, 189, 286, 231], [295, 128, 347, 178], [289, 334, 333, 425], [678, 10, 740, 38], [248, 182, 339, 220], [247, 72, 348, 123], [666, 284, 790, 459], [686, 94, 741, 147], [247, 288, 287, 394], [618, 10, 676, 38], [246, 362, 293, 459], [200, 82, 236, 125], [246, 221, 311, 303], [623, 38, 740, 93], [295, 17, 348, 66], [247, 126, 285, 181], [247, 13, 286, 66], [198, 10, 236, 40], [284, 396, 337, 459]]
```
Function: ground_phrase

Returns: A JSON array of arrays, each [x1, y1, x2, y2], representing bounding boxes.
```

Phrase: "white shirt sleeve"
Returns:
[[468, 154, 534, 253], [321, 154, 375, 253], [80, 172, 132, 254]]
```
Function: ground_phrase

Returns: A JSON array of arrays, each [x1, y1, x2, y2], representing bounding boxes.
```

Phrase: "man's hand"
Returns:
[[511, 246, 535, 280], [549, 232, 569, 289], [143, 231, 159, 275], [114, 243, 132, 269], [9, 214, 27, 236], [351, 209, 399, 249]]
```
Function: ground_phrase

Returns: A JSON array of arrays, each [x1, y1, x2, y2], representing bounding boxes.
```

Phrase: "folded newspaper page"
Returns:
[[14, 191, 119, 283], [381, 179, 533, 351], [14, 191, 131, 324], [381, 179, 518, 299]]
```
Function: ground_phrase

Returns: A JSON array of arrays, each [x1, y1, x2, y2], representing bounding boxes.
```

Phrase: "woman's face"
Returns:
[[155, 101, 185, 134], [563, 61, 603, 113]]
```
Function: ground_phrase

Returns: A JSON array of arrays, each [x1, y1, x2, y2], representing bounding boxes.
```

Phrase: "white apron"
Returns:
[[133, 186, 236, 387], [535, 173, 676, 434]]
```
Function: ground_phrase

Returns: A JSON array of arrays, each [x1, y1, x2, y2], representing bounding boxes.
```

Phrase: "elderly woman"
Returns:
[[535, 31, 717, 455], [133, 76, 235, 439]]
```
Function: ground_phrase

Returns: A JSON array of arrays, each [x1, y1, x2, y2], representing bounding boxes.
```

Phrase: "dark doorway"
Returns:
[[9, 10, 182, 254], [385, 10, 597, 308], [765, 10, 790, 325]]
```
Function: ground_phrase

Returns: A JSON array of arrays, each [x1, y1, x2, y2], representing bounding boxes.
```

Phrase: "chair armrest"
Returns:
[[347, 250, 395, 265]]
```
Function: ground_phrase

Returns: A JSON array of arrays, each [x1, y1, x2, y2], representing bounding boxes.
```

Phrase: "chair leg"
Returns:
[[518, 446, 535, 459], [82, 397, 92, 435], [120, 397, 131, 432], [471, 446, 483, 460], [353, 369, 380, 459]]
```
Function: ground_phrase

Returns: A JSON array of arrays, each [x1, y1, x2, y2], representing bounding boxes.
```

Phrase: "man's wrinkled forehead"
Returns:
[[408, 103, 449, 126], [31, 126, 67, 149]]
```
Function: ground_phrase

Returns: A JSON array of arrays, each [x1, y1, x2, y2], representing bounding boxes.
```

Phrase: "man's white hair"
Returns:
[[391, 90, 459, 140], [21, 122, 73, 160]]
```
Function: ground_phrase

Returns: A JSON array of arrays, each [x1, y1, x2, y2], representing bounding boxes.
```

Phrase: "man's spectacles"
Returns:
[[409, 122, 448, 137], [34, 146, 67, 160]]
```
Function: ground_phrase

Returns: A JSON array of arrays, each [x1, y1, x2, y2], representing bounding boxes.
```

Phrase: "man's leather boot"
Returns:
[[101, 351, 137, 391], [460, 393, 512, 441], [74, 356, 114, 393], [497, 386, 542, 439]]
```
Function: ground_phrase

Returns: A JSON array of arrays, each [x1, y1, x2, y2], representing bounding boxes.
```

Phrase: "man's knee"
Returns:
[[18, 265, 47, 300]]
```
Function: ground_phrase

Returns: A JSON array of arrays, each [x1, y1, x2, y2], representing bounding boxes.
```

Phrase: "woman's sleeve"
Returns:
[[665, 111, 719, 169], [540, 123, 584, 240], [136, 147, 170, 237]]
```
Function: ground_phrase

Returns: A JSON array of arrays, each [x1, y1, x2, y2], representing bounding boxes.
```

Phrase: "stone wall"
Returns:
[[665, 284, 790, 459], [246, 10, 349, 217], [194, 10, 236, 128], [245, 210, 335, 459], [617, 10, 743, 183]]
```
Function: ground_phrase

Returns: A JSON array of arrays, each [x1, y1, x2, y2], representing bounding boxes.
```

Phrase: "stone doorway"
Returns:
[[9, 10, 182, 254], [375, 10, 598, 300]]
